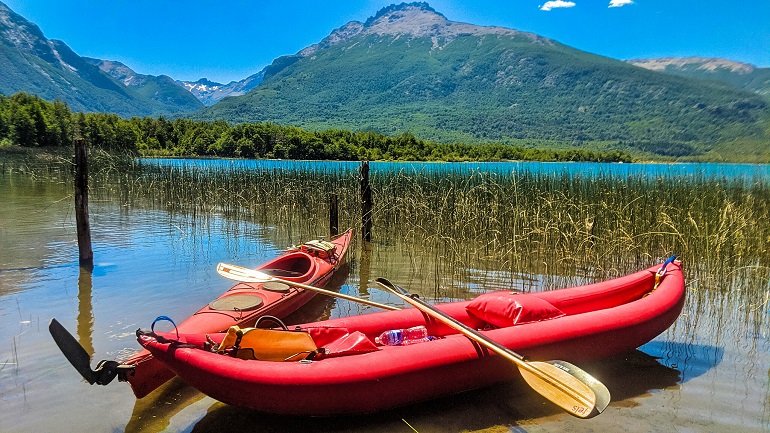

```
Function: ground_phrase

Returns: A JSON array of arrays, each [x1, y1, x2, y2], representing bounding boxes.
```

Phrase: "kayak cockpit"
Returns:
[[259, 252, 317, 280]]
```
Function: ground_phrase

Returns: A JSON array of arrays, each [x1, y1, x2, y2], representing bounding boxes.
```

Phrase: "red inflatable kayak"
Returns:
[[139, 259, 685, 415], [122, 228, 353, 398]]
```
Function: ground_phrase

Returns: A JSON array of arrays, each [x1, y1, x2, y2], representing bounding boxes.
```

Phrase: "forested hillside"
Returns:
[[0, 92, 631, 162], [2, 2, 768, 161], [198, 3, 770, 159]]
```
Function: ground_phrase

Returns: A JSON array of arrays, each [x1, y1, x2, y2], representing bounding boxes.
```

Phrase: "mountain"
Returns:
[[178, 70, 265, 106], [199, 2, 769, 158], [84, 58, 203, 112], [0, 1, 200, 116], [627, 57, 770, 98]]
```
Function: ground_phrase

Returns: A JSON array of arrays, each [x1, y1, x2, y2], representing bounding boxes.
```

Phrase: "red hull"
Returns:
[[124, 228, 353, 398], [140, 260, 685, 415]]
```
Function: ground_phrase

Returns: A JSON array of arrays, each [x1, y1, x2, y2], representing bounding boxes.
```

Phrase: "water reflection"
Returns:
[[124, 378, 206, 433], [641, 341, 723, 383], [76, 267, 94, 359], [357, 241, 372, 299]]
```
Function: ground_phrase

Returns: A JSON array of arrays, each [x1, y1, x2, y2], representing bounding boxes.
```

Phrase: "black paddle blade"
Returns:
[[48, 318, 97, 384], [375, 277, 406, 294]]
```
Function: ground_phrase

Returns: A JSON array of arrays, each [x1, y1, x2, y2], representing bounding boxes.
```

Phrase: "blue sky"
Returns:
[[3, 1, 769, 83]]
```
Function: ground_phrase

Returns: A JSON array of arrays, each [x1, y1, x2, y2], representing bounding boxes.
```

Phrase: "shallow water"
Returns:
[[0, 170, 768, 433]]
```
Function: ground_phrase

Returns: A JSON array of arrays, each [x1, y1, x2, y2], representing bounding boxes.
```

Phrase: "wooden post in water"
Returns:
[[74, 138, 93, 269], [360, 161, 372, 242], [329, 193, 339, 237]]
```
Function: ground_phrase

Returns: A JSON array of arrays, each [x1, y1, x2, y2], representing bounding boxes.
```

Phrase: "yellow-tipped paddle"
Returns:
[[375, 277, 610, 418], [219, 263, 610, 417]]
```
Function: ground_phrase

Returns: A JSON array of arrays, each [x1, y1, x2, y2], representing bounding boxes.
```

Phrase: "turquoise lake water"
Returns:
[[141, 158, 770, 182]]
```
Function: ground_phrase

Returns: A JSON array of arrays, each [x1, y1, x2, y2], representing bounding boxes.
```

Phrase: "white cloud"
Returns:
[[540, 1, 576, 11], [609, 0, 634, 7]]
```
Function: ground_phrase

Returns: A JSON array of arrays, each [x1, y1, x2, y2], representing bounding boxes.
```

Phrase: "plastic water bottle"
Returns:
[[374, 325, 433, 346]]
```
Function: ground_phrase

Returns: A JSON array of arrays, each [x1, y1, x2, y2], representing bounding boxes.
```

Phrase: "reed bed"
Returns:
[[110, 161, 770, 342], [5, 152, 769, 320], [6, 152, 770, 270], [83, 160, 770, 286]]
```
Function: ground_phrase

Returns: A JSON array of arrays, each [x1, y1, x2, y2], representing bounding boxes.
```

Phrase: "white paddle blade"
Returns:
[[219, 263, 399, 311], [216, 263, 271, 283]]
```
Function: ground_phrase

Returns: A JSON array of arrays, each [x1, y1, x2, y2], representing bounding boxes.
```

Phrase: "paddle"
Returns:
[[48, 318, 130, 386], [374, 277, 611, 418], [216, 262, 400, 311]]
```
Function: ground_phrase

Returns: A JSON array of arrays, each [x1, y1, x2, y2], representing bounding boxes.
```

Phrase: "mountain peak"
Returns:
[[192, 78, 224, 87], [299, 2, 548, 57], [362, 2, 449, 37], [368, 2, 440, 17], [363, 2, 445, 27], [0, 2, 77, 70], [360, 1, 536, 40], [84, 58, 145, 86]]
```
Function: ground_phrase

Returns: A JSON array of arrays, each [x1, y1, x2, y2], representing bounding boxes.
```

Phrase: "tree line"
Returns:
[[0, 92, 632, 162]]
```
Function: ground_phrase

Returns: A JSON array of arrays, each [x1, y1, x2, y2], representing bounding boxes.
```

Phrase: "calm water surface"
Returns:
[[0, 164, 768, 433], [143, 158, 770, 182]]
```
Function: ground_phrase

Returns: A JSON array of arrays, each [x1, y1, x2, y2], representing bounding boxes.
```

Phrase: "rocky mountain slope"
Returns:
[[628, 57, 770, 97], [178, 70, 265, 106], [198, 2, 768, 157], [84, 58, 203, 112], [0, 1, 200, 115]]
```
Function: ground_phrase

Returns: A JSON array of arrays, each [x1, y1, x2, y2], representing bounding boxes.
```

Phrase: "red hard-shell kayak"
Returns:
[[124, 228, 353, 398], [139, 260, 685, 415]]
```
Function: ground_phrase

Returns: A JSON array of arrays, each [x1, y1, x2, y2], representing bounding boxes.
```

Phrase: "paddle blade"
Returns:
[[48, 318, 97, 384], [548, 360, 611, 415], [217, 263, 270, 283], [520, 361, 599, 418], [374, 277, 608, 417]]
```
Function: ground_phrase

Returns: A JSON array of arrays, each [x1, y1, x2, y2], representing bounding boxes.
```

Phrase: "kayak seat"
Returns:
[[465, 292, 565, 328], [261, 254, 314, 278]]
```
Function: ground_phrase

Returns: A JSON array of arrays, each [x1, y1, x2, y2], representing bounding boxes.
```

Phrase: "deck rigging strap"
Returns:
[[653, 255, 677, 290], [300, 239, 337, 260]]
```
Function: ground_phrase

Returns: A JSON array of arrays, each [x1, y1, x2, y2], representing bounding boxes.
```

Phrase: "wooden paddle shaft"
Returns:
[[374, 279, 599, 418], [217, 263, 400, 311]]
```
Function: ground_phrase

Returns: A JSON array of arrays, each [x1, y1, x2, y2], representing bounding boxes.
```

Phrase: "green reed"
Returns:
[[87, 160, 770, 288], [369, 169, 770, 288], [95, 161, 360, 242], [4, 152, 768, 346], [5, 150, 769, 302]]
